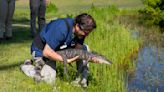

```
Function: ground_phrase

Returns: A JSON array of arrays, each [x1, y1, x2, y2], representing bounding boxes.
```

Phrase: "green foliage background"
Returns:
[[139, 0, 164, 30]]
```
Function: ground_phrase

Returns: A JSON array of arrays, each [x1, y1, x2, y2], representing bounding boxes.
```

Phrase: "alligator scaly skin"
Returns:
[[56, 48, 112, 76]]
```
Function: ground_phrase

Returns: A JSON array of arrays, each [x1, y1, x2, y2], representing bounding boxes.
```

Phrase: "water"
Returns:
[[128, 45, 164, 92]]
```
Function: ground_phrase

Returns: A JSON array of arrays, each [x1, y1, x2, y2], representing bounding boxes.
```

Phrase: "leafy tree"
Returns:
[[139, 0, 164, 31]]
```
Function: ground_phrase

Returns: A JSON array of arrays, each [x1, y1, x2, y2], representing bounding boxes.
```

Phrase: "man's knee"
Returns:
[[41, 64, 56, 84]]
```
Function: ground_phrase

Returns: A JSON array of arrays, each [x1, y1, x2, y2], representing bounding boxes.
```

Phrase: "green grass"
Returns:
[[14, 0, 143, 21], [0, 0, 144, 92], [52, 0, 143, 14]]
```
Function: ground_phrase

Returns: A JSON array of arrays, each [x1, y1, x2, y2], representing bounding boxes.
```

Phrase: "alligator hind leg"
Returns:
[[34, 58, 45, 83]]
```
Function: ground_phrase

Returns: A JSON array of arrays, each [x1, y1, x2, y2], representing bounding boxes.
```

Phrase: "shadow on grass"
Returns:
[[13, 17, 30, 25], [0, 25, 33, 44], [0, 62, 22, 71]]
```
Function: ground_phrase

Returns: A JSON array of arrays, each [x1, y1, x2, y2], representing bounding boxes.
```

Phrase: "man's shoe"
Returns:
[[71, 77, 81, 87], [24, 59, 33, 65], [0, 38, 5, 43], [80, 78, 88, 88]]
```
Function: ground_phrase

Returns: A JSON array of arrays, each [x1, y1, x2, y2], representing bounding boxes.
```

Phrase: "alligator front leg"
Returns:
[[61, 55, 69, 79]]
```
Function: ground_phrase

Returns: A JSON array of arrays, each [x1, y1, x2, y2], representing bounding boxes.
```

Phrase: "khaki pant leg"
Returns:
[[5, 0, 15, 37], [0, 0, 8, 38], [30, 0, 40, 37]]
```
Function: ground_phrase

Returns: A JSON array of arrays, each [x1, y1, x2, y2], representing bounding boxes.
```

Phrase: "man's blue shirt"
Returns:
[[31, 18, 84, 57], [40, 18, 74, 50]]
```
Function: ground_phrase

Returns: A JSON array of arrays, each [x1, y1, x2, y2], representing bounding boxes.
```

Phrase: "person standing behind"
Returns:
[[30, 0, 47, 38], [0, 0, 15, 41]]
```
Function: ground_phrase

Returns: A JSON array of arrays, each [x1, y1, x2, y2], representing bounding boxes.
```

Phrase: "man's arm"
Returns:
[[43, 44, 79, 63], [43, 44, 63, 62]]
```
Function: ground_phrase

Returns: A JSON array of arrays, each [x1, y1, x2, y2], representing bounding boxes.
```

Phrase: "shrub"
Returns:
[[46, 2, 58, 13], [139, 0, 164, 31]]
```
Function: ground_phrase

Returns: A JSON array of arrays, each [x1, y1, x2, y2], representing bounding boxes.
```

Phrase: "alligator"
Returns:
[[34, 48, 112, 82], [56, 48, 112, 76]]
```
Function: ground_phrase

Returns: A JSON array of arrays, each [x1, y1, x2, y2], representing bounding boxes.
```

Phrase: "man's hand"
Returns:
[[67, 56, 79, 63], [91, 57, 100, 63]]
